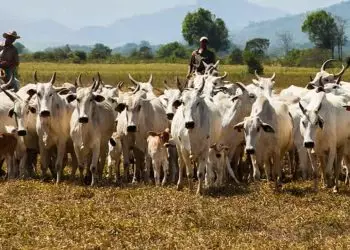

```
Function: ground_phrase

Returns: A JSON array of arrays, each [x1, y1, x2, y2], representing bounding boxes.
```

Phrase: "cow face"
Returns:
[[122, 91, 148, 133], [181, 85, 205, 130], [2, 87, 36, 136], [234, 117, 275, 155], [161, 89, 182, 121], [299, 102, 324, 149], [252, 72, 276, 98], [67, 87, 105, 124], [309, 59, 346, 87]]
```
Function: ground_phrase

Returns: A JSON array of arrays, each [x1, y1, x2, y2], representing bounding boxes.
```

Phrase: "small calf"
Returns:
[[147, 128, 170, 186], [207, 144, 240, 187], [107, 132, 122, 183], [0, 131, 18, 179]]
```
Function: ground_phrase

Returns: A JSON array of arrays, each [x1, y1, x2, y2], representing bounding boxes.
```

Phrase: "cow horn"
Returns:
[[33, 71, 38, 84], [299, 102, 307, 115], [75, 73, 82, 87], [128, 74, 138, 86], [1, 73, 14, 91], [336, 75, 342, 85], [214, 60, 220, 68], [163, 80, 170, 90], [321, 59, 335, 72], [197, 78, 205, 95], [202, 61, 208, 68], [132, 83, 141, 94], [210, 143, 217, 150], [254, 70, 261, 80], [97, 72, 102, 83], [176, 77, 184, 92], [270, 72, 276, 81], [49, 72, 56, 85], [318, 76, 324, 87], [234, 82, 248, 93], [309, 75, 313, 82], [117, 81, 124, 90], [220, 72, 228, 80], [148, 74, 153, 84], [0, 85, 17, 102]]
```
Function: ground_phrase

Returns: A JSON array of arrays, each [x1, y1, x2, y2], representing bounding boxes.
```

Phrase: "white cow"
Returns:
[[252, 71, 276, 98], [234, 95, 293, 190], [171, 80, 222, 194], [27, 72, 73, 183], [67, 81, 115, 186], [299, 90, 350, 192]]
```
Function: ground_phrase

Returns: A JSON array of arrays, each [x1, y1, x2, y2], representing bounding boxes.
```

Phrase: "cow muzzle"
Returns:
[[17, 130, 27, 136], [167, 113, 174, 120], [304, 141, 315, 149], [246, 147, 255, 155], [185, 121, 195, 129], [78, 117, 89, 124], [127, 125, 137, 133], [40, 110, 51, 118]]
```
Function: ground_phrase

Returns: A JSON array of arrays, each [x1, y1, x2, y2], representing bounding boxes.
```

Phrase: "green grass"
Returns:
[[18, 62, 349, 90], [3, 62, 350, 248]]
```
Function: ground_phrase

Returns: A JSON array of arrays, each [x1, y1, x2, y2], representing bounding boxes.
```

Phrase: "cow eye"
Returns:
[[137, 105, 141, 112], [37, 93, 41, 98], [302, 120, 307, 127], [76, 98, 80, 103], [173, 100, 181, 108], [249, 93, 255, 98], [49, 93, 53, 97], [257, 127, 260, 132]]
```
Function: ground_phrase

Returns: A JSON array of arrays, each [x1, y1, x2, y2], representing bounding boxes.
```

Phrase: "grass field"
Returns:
[[18, 62, 350, 90], [3, 62, 350, 249]]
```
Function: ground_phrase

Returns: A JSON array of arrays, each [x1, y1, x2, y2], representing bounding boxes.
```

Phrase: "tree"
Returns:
[[228, 47, 243, 64], [334, 16, 348, 60], [72, 51, 87, 63], [89, 43, 112, 59], [14, 42, 26, 54], [276, 31, 294, 56], [302, 10, 338, 57], [156, 42, 188, 59], [182, 8, 230, 51], [243, 38, 270, 74]]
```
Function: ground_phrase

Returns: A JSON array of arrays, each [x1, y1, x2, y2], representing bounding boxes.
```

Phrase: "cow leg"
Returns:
[[39, 145, 50, 180], [6, 156, 14, 180], [144, 154, 152, 184], [325, 148, 336, 188], [107, 155, 114, 182], [196, 156, 206, 195], [334, 146, 344, 193], [250, 154, 260, 181], [90, 144, 100, 186], [115, 154, 121, 184], [70, 152, 78, 181], [274, 153, 282, 191], [55, 142, 66, 184], [133, 148, 144, 184], [153, 160, 161, 186], [177, 147, 185, 191], [98, 145, 108, 182], [162, 158, 169, 186]]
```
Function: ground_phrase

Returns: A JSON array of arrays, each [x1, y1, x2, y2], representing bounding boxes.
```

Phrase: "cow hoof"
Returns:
[[176, 184, 183, 191], [333, 186, 339, 193]]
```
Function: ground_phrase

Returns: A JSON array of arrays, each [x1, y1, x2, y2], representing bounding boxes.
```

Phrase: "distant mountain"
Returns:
[[0, 0, 289, 51], [234, 0, 350, 48]]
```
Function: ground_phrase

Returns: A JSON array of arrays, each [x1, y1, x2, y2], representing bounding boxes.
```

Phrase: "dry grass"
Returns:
[[3, 63, 350, 249], [1, 180, 350, 249]]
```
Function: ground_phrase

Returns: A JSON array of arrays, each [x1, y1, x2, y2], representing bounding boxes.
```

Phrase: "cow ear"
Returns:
[[94, 94, 105, 103], [306, 83, 315, 90], [29, 106, 37, 114], [58, 89, 70, 95], [109, 138, 117, 147], [116, 103, 126, 113], [261, 123, 275, 133], [8, 108, 14, 118], [66, 94, 76, 103], [147, 131, 158, 137], [233, 122, 245, 132], [27, 89, 36, 96], [252, 79, 259, 86], [318, 115, 324, 129]]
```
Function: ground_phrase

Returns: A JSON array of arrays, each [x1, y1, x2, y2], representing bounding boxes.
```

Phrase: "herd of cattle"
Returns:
[[1, 59, 350, 195]]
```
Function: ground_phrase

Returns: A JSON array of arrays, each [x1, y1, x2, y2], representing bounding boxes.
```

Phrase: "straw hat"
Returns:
[[3, 30, 20, 39]]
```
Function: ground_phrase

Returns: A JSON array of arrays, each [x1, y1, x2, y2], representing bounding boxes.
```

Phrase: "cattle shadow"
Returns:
[[205, 183, 250, 198]]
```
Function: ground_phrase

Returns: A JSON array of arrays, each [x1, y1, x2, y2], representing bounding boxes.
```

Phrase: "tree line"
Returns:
[[16, 8, 348, 74]]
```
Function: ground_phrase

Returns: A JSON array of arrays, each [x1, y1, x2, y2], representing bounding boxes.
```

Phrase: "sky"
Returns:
[[5, 0, 344, 28]]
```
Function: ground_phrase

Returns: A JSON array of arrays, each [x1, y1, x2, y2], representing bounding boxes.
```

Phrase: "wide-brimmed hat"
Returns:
[[200, 36, 208, 42], [3, 31, 20, 39]]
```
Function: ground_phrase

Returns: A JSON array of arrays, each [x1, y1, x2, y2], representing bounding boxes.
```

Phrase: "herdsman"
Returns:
[[0, 30, 20, 82], [187, 36, 216, 78]]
